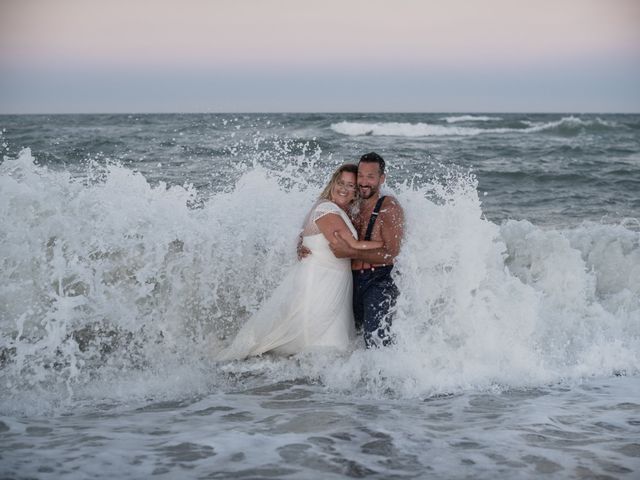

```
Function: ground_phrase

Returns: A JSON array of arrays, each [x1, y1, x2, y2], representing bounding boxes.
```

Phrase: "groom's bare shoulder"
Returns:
[[379, 196, 404, 255], [380, 196, 404, 223]]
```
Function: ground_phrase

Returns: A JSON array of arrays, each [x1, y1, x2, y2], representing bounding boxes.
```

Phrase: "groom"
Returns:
[[330, 152, 404, 348]]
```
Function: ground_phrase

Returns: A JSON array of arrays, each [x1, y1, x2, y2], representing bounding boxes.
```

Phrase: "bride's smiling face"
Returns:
[[330, 171, 357, 208]]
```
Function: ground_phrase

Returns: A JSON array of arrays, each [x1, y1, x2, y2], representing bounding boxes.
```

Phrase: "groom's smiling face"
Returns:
[[357, 162, 385, 200]]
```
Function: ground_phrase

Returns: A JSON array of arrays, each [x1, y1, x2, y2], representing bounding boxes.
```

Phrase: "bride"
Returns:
[[217, 164, 382, 360]]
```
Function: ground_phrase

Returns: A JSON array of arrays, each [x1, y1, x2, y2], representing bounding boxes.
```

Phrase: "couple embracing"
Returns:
[[218, 152, 404, 361]]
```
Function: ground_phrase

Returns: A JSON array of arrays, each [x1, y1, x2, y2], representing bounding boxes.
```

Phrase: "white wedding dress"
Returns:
[[218, 200, 356, 360]]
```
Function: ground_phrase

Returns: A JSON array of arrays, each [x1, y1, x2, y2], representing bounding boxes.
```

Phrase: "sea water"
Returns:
[[1, 113, 639, 478]]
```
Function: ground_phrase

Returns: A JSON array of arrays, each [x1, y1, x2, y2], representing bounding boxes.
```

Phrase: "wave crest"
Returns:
[[330, 116, 620, 137], [442, 115, 502, 123]]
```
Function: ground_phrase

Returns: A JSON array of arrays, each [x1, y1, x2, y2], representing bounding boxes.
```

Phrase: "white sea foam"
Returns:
[[526, 115, 619, 133], [1, 148, 638, 414], [330, 121, 485, 137], [442, 115, 502, 123], [330, 116, 619, 137]]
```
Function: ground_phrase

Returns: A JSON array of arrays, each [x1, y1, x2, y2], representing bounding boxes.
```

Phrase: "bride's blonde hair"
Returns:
[[319, 163, 358, 201]]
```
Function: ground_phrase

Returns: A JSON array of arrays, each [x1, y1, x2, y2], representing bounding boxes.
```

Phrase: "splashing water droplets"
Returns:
[[1, 142, 638, 414]]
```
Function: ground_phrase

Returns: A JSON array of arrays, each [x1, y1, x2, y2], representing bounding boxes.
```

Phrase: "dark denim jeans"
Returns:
[[352, 266, 399, 348]]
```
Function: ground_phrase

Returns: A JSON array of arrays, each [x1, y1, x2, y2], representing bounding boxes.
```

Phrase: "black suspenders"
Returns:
[[364, 196, 386, 241]]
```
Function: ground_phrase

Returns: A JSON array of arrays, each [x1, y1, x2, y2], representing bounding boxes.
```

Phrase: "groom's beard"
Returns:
[[359, 185, 378, 199]]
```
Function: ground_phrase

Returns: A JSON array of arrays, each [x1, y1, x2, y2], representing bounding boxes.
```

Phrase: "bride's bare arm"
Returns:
[[335, 230, 383, 250], [315, 213, 383, 252], [315, 213, 350, 244]]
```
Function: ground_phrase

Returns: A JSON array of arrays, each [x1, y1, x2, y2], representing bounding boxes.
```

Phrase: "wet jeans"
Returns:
[[352, 266, 399, 348]]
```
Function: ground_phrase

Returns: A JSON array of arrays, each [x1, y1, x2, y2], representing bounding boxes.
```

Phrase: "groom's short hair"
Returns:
[[359, 152, 385, 175]]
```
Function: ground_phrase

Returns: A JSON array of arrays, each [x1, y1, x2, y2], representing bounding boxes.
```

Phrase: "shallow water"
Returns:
[[2, 375, 639, 479]]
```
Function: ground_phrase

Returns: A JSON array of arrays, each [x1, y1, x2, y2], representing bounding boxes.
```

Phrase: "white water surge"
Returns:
[[1, 148, 639, 416]]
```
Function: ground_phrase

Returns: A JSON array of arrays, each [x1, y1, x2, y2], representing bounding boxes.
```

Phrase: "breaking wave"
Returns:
[[330, 116, 621, 137], [1, 148, 638, 414]]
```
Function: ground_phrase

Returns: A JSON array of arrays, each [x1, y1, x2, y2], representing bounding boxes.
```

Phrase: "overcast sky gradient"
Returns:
[[1, 0, 639, 113]]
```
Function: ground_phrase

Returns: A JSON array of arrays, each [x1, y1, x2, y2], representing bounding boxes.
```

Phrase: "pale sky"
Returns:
[[1, 0, 639, 113]]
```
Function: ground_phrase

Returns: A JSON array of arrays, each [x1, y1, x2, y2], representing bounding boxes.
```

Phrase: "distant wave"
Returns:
[[330, 116, 620, 138], [524, 116, 619, 134], [330, 121, 486, 137], [442, 115, 502, 123]]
